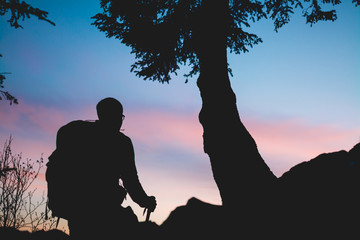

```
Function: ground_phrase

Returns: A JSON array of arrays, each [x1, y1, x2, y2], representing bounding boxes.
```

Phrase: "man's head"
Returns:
[[96, 97, 124, 131]]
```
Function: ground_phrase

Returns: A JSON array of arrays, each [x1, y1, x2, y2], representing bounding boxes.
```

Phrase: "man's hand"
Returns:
[[143, 196, 156, 222], [146, 196, 157, 212]]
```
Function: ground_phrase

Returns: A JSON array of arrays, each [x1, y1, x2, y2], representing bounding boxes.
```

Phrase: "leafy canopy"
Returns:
[[93, 0, 359, 83], [0, 0, 55, 28]]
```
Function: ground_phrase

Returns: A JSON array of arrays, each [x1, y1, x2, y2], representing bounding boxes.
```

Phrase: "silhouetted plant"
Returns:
[[0, 136, 56, 231], [0, 0, 55, 104]]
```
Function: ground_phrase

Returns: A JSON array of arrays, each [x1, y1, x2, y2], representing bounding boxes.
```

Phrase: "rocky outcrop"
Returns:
[[161, 197, 225, 239], [161, 143, 360, 239], [276, 143, 360, 238]]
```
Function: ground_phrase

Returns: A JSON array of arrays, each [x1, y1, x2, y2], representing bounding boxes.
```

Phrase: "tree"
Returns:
[[0, 0, 55, 104], [0, 137, 56, 231], [92, 0, 359, 214]]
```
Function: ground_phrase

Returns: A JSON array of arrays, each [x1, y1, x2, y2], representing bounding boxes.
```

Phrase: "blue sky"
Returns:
[[0, 0, 359, 227]]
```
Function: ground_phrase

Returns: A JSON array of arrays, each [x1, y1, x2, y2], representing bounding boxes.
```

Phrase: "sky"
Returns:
[[0, 0, 359, 228]]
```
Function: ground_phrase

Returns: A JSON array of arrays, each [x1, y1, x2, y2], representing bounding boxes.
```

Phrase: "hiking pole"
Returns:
[[146, 209, 151, 222], [143, 208, 151, 222]]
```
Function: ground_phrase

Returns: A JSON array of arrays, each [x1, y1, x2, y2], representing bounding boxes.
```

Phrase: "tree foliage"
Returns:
[[0, 0, 55, 29], [93, 0, 359, 83], [93, 0, 264, 82], [266, 0, 359, 30], [0, 55, 18, 105]]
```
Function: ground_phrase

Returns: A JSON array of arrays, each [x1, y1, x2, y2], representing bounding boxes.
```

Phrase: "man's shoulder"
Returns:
[[59, 120, 94, 133], [66, 120, 94, 126]]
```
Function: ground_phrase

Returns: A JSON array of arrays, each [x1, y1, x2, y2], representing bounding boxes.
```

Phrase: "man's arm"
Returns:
[[121, 136, 156, 210]]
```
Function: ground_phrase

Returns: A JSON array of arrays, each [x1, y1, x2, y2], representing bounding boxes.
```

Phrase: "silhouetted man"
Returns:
[[52, 97, 156, 239]]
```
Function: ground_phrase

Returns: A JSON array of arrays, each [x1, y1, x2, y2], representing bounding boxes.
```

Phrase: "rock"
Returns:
[[161, 197, 225, 239], [277, 143, 360, 238], [159, 143, 360, 239]]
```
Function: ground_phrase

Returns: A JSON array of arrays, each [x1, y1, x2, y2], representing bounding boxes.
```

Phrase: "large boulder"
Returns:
[[277, 143, 360, 238]]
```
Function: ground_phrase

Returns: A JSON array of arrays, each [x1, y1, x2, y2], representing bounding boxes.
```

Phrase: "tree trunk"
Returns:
[[195, 0, 277, 211]]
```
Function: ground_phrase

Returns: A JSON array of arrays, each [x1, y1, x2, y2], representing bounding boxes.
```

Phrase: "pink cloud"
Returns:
[[3, 104, 358, 224], [121, 108, 359, 177], [1, 101, 66, 135], [0, 100, 97, 136], [3, 102, 357, 178], [124, 109, 203, 154], [243, 117, 360, 176]]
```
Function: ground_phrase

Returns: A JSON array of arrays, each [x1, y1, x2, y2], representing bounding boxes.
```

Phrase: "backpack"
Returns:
[[45, 149, 73, 220], [45, 120, 128, 221]]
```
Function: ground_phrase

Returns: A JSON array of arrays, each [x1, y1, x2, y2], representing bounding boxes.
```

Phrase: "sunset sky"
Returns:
[[0, 0, 359, 227]]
